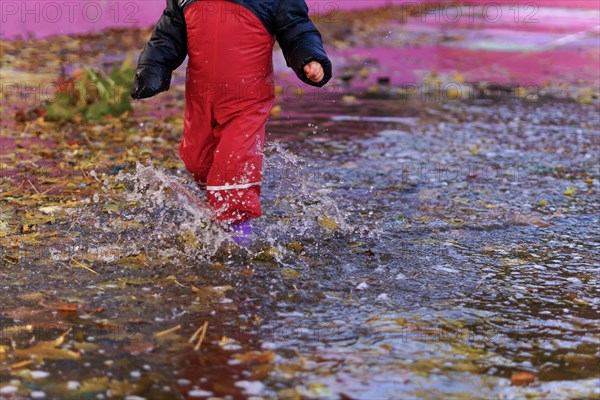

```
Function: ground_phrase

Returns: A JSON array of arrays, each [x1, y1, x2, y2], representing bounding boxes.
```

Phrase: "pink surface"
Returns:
[[1, 1, 598, 87], [331, 44, 600, 86], [1, 0, 598, 40]]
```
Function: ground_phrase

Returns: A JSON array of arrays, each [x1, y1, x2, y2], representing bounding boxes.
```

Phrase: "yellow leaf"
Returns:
[[117, 253, 148, 268], [108, 379, 136, 397], [342, 95, 357, 104], [446, 87, 461, 100], [14, 343, 80, 360], [78, 377, 109, 393], [73, 342, 99, 352], [306, 383, 333, 398], [17, 292, 46, 302], [585, 177, 593, 187], [318, 215, 337, 231], [270, 105, 282, 117], [281, 268, 300, 279]]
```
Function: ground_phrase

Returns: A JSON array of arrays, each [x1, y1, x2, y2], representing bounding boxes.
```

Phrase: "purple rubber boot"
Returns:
[[230, 220, 253, 247]]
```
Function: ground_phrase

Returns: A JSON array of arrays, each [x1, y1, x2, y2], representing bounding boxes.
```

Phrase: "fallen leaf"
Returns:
[[54, 303, 79, 312], [281, 268, 301, 279], [38, 206, 62, 215], [117, 253, 148, 268], [270, 105, 282, 117], [511, 214, 550, 227], [108, 379, 137, 397], [14, 343, 80, 361], [239, 351, 276, 366], [287, 241, 303, 252], [17, 292, 46, 302], [77, 377, 109, 394], [511, 371, 535, 386], [318, 215, 337, 231]]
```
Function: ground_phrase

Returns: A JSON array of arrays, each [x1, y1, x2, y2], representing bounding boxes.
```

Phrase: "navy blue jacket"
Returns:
[[132, 0, 333, 99]]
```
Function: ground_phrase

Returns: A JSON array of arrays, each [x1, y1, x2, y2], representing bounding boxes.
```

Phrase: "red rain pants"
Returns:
[[180, 1, 275, 223]]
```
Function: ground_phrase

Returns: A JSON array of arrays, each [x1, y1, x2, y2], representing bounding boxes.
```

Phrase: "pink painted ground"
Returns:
[[1, 0, 598, 87], [1, 0, 598, 39], [353, 5, 600, 86]]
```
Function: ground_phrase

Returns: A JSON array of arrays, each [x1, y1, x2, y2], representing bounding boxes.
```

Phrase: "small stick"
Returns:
[[27, 179, 40, 195], [189, 325, 203, 343], [67, 218, 79, 232], [0, 180, 25, 197], [10, 359, 33, 370], [71, 259, 98, 275], [3, 256, 16, 265], [50, 327, 73, 347], [194, 321, 209, 351], [154, 324, 181, 338], [172, 279, 185, 288], [40, 180, 67, 195]]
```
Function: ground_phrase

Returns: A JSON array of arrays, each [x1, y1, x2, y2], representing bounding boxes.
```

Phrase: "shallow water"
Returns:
[[1, 97, 599, 399]]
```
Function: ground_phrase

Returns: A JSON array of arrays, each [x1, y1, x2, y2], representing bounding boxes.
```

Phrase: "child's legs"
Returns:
[[179, 88, 217, 185], [183, 0, 276, 221], [180, 1, 222, 186], [206, 98, 274, 223]]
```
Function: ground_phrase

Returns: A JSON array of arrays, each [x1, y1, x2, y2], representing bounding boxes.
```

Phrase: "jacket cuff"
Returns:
[[296, 55, 333, 88], [131, 65, 172, 99]]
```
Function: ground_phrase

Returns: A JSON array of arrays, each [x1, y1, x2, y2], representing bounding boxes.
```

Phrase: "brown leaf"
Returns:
[[233, 351, 276, 365], [123, 341, 155, 355], [511, 371, 535, 386], [54, 303, 79, 312]]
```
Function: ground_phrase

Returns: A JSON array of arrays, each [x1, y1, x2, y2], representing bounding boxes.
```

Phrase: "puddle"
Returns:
[[1, 95, 599, 399]]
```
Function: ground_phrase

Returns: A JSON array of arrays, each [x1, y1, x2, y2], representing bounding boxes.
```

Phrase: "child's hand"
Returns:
[[304, 61, 325, 83]]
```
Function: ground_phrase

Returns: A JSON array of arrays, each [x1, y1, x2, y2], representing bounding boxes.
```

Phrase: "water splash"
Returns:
[[65, 141, 358, 263], [260, 141, 353, 242]]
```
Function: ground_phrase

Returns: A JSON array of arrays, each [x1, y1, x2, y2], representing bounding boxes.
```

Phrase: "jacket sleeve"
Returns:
[[274, 0, 332, 88], [131, 0, 188, 99]]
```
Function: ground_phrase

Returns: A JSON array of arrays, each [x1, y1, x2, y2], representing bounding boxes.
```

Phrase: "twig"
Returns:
[[27, 179, 40, 195], [193, 321, 209, 351], [67, 219, 78, 232], [3, 256, 17, 265], [154, 325, 181, 338], [0, 180, 25, 197], [189, 325, 203, 343], [81, 131, 94, 146], [70, 259, 98, 275], [51, 327, 73, 347], [172, 278, 185, 287], [40, 180, 68, 195], [10, 359, 33, 370]]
